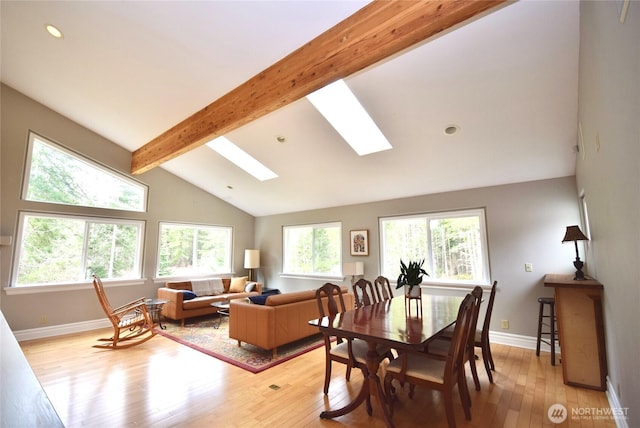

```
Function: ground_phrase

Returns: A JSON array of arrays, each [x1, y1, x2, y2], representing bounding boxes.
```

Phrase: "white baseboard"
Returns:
[[606, 376, 629, 428], [489, 329, 558, 353], [13, 318, 110, 342]]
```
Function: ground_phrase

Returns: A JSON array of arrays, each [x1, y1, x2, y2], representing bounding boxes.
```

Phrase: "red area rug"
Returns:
[[156, 316, 324, 373]]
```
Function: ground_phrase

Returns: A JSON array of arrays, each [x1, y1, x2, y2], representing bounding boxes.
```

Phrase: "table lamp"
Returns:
[[244, 249, 260, 282], [343, 262, 364, 285], [562, 225, 589, 280]]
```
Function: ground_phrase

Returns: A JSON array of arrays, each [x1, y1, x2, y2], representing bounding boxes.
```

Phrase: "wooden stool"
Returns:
[[536, 297, 558, 365]]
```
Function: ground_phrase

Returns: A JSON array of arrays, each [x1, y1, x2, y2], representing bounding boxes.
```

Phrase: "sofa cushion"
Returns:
[[229, 276, 247, 293], [182, 290, 197, 301]]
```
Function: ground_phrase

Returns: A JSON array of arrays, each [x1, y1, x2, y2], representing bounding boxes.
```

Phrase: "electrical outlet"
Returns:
[[501, 320, 509, 330], [39, 315, 48, 325], [525, 263, 533, 272]]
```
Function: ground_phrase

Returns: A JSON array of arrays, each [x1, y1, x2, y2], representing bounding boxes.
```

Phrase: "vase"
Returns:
[[405, 285, 421, 298]]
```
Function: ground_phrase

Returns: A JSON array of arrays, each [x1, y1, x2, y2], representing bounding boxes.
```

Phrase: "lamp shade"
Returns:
[[562, 225, 588, 242], [343, 262, 364, 276], [244, 249, 260, 269]]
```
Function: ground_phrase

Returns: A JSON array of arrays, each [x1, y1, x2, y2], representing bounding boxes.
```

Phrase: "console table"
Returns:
[[544, 274, 607, 391]]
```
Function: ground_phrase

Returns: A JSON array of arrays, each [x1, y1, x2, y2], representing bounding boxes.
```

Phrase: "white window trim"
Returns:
[[379, 208, 491, 286], [22, 131, 148, 212], [4, 278, 147, 295], [155, 221, 234, 279], [11, 211, 145, 287], [282, 221, 342, 278]]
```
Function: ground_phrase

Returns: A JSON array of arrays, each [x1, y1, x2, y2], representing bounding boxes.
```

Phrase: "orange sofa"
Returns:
[[158, 277, 262, 326], [228, 287, 354, 358]]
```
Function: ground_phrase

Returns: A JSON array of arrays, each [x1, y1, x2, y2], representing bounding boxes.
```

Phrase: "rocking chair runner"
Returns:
[[92, 275, 156, 349]]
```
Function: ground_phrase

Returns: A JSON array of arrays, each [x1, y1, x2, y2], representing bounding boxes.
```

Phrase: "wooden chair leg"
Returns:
[[443, 392, 457, 428], [486, 341, 495, 371], [481, 343, 494, 383], [323, 358, 332, 394], [458, 370, 472, 419], [468, 346, 481, 391]]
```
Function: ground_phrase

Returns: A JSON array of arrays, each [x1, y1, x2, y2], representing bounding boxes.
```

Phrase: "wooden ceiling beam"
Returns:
[[131, 0, 506, 175]]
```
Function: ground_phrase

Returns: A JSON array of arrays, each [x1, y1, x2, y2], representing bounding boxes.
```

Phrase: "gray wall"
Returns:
[[0, 84, 255, 330], [256, 176, 582, 338], [576, 1, 639, 422]]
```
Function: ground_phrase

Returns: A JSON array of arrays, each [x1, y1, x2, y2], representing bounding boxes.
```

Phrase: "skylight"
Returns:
[[206, 137, 278, 181], [307, 79, 392, 156]]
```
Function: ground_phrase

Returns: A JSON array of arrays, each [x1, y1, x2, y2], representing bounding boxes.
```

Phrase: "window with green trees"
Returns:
[[13, 212, 144, 286], [157, 223, 232, 278], [283, 222, 341, 277], [380, 209, 489, 285], [23, 132, 147, 212]]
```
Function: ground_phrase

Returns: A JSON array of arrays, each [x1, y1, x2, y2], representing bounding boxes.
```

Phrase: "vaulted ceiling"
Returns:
[[1, 0, 580, 217]]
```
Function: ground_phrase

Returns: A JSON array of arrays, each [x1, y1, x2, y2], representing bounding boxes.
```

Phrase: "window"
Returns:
[[23, 132, 147, 212], [13, 212, 144, 286], [157, 223, 232, 278], [380, 209, 489, 286], [283, 222, 341, 277]]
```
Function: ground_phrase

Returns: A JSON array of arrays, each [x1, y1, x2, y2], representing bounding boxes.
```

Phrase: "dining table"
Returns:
[[309, 293, 465, 428]]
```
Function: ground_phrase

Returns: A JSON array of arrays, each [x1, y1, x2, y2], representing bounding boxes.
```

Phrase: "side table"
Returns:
[[143, 299, 168, 330], [543, 274, 607, 391], [210, 301, 230, 329]]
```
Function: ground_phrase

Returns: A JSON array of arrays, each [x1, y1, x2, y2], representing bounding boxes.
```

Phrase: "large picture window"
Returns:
[[283, 222, 341, 277], [13, 212, 144, 286], [23, 132, 147, 212], [157, 223, 233, 278], [380, 209, 490, 286]]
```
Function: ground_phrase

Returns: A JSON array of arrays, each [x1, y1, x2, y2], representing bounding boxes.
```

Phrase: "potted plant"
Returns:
[[396, 259, 428, 298]]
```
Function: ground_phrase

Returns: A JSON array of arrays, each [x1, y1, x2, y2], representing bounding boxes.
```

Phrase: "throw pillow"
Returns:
[[248, 294, 269, 305], [244, 282, 256, 293], [229, 276, 248, 293], [182, 290, 197, 301]]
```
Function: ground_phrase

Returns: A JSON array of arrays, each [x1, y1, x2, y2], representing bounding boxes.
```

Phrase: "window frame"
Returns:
[[379, 208, 490, 287], [155, 221, 234, 280], [22, 131, 148, 212], [281, 221, 343, 279], [11, 211, 145, 288]]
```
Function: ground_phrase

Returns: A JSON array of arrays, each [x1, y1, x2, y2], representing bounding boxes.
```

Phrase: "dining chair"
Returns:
[[352, 278, 377, 308], [373, 275, 394, 302], [315, 283, 370, 398], [91, 274, 156, 349], [352, 279, 396, 362], [434, 280, 498, 384], [426, 286, 484, 391], [383, 293, 476, 428]]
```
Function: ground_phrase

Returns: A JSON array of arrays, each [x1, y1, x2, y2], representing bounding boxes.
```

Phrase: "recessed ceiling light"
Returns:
[[206, 136, 278, 181], [307, 79, 392, 156], [45, 24, 63, 39], [444, 125, 460, 136]]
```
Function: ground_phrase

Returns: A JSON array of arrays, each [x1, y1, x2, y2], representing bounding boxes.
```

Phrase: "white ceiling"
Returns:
[[1, 0, 580, 217]]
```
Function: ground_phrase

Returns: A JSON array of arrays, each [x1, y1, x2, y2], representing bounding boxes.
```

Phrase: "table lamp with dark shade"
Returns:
[[562, 225, 589, 280]]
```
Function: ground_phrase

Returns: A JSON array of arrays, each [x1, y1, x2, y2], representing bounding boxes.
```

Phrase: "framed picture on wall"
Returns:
[[350, 229, 369, 256]]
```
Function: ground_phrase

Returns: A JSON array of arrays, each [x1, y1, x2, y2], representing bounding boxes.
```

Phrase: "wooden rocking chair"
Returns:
[[92, 275, 156, 349]]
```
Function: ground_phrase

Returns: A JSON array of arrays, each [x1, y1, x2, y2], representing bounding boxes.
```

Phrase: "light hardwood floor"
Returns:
[[20, 328, 616, 427]]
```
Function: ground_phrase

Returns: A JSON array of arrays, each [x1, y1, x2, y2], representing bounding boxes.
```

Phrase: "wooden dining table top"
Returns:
[[310, 293, 465, 350]]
